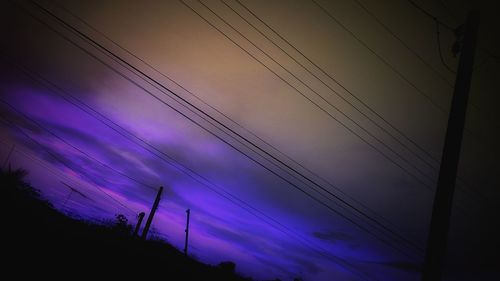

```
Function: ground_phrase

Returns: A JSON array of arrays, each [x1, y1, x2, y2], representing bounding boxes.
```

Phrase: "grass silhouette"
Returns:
[[1, 167, 257, 280]]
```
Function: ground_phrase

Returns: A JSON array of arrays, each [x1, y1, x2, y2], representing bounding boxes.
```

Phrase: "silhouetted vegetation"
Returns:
[[218, 261, 237, 277], [1, 167, 253, 280]]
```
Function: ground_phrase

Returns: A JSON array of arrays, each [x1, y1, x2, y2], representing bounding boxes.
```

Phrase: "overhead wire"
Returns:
[[225, 0, 497, 208], [405, 0, 455, 31], [0, 115, 137, 215], [352, 0, 455, 84], [0, 138, 91, 203], [311, 0, 448, 114], [182, 0, 436, 191], [0, 61, 377, 281], [34, 0, 484, 256], [397, 0, 499, 194], [0, 99, 158, 192], [435, 18, 457, 73], [226, 0, 440, 176], [183, 0, 474, 229], [308, 0, 486, 202], [0, 139, 123, 217], [17, 0, 425, 258], [222, 0, 456, 192], [31, 0, 480, 255], [344, 0, 499, 185], [201, 0, 440, 176], [52, 0, 403, 236]]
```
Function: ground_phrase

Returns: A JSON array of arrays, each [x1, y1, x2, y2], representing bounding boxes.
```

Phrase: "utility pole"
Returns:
[[184, 208, 191, 256], [422, 11, 479, 281], [133, 212, 145, 237], [141, 186, 163, 240]]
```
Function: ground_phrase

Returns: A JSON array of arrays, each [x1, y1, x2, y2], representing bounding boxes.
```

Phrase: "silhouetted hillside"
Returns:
[[1, 167, 253, 280]]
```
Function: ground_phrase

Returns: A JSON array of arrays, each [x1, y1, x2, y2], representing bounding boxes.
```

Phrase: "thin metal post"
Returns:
[[184, 208, 190, 256]]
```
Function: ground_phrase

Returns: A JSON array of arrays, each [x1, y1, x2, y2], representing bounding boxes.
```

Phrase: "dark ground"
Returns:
[[1, 167, 257, 280]]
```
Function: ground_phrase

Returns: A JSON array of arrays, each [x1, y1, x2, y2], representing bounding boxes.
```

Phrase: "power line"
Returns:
[[342, 0, 500, 148], [1, 49, 420, 265], [197, 0, 485, 239], [348, 0, 495, 203], [0, 99, 158, 192], [402, 0, 500, 134], [51, 0, 403, 236], [231, 0, 497, 177], [0, 62, 377, 281], [352, 0, 454, 85], [405, 0, 455, 31], [183, 0, 436, 190], [0, 138, 93, 204], [214, 0, 445, 181], [308, 0, 487, 202], [27, 0, 496, 268], [225, 0, 495, 206], [183, 0, 477, 242], [0, 115, 137, 215], [227, 0, 443, 171], [311, 0, 448, 115], [0, 138, 83, 199], [61, 181, 92, 201], [197, 0, 460, 243], [179, 1, 446, 246], [28, 0, 480, 254], [2, 121, 376, 281], [435, 18, 457, 73], [0, 142, 124, 217], [13, 0, 423, 259]]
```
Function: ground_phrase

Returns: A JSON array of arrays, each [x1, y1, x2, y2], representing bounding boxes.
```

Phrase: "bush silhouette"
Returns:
[[114, 213, 132, 234], [219, 261, 237, 273]]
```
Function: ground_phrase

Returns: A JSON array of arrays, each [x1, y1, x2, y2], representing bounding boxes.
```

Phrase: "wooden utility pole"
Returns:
[[422, 11, 479, 281], [141, 186, 163, 239], [184, 208, 191, 256], [133, 212, 145, 237]]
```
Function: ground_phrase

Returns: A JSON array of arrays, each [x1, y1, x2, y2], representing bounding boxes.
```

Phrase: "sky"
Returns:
[[0, 0, 499, 280]]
